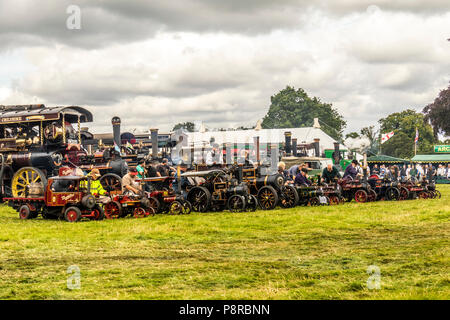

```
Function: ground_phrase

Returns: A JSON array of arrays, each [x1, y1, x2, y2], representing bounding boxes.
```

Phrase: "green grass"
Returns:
[[0, 185, 449, 300]]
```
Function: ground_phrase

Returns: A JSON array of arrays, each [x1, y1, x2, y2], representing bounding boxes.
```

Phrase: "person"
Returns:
[[278, 161, 292, 184], [85, 168, 110, 204], [322, 163, 341, 184], [447, 164, 450, 179], [409, 165, 418, 181], [172, 163, 191, 197], [295, 168, 312, 186], [157, 158, 176, 177], [146, 160, 161, 178], [343, 160, 359, 180], [288, 164, 300, 179], [136, 159, 146, 179], [385, 166, 398, 181], [122, 168, 142, 196], [406, 164, 412, 179], [206, 143, 224, 166], [437, 164, 445, 178], [400, 164, 407, 180], [372, 164, 380, 176], [379, 164, 387, 178]]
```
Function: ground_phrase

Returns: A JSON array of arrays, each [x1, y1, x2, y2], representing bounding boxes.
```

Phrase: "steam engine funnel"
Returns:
[[111, 116, 121, 149], [150, 128, 159, 159], [313, 138, 320, 157], [284, 131, 292, 156]]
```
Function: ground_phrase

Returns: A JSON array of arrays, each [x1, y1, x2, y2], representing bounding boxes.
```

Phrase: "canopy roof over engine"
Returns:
[[0, 104, 93, 124], [181, 169, 227, 177]]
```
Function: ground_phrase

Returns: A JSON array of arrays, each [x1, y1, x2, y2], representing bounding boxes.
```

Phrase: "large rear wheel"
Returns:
[[99, 173, 122, 195], [12, 167, 47, 198], [187, 186, 211, 212], [279, 185, 299, 208]]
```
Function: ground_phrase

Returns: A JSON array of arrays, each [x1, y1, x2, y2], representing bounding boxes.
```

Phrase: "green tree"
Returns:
[[261, 86, 346, 140], [378, 109, 436, 158], [345, 132, 360, 139], [423, 83, 450, 137], [172, 122, 195, 132], [360, 125, 378, 155]]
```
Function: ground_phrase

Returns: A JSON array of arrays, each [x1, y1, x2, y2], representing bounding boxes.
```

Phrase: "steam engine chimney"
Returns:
[[284, 131, 292, 156], [111, 116, 121, 149], [292, 138, 297, 157], [150, 128, 159, 159], [313, 138, 320, 157]]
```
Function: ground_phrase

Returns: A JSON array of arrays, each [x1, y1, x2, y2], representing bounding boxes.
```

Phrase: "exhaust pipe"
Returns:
[[313, 138, 320, 157], [284, 131, 292, 156], [150, 128, 158, 159], [292, 138, 297, 157], [111, 116, 121, 150]]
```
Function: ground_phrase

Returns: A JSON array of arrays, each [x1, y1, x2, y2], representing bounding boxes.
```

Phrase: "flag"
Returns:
[[113, 141, 121, 153], [126, 141, 134, 150], [381, 131, 395, 144], [415, 128, 419, 144]]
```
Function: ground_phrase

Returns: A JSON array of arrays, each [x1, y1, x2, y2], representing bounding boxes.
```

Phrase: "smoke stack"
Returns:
[[111, 116, 121, 149], [313, 138, 320, 157], [253, 136, 260, 164], [284, 131, 292, 156], [333, 142, 340, 165], [150, 128, 159, 159], [292, 138, 297, 157]]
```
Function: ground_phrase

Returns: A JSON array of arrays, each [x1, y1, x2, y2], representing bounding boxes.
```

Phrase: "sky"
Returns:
[[0, 0, 449, 135]]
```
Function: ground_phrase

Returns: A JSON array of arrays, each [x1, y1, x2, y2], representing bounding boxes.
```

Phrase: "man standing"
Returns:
[[322, 164, 341, 184], [343, 160, 359, 180], [122, 168, 142, 196]]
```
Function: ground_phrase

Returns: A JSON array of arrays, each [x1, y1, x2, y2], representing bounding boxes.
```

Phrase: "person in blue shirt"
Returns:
[[343, 160, 359, 180], [295, 168, 312, 186]]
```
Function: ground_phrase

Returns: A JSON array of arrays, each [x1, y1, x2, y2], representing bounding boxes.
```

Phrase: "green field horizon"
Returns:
[[0, 185, 449, 300]]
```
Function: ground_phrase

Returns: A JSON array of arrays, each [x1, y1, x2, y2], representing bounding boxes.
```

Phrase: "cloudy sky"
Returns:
[[0, 0, 449, 135]]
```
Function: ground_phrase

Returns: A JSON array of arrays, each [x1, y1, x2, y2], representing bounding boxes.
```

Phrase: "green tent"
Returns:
[[367, 155, 407, 164], [411, 154, 450, 163]]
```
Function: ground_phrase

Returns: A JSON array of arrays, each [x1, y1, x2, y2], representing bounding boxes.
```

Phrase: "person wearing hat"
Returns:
[[122, 167, 142, 195], [84, 169, 110, 204], [294, 167, 312, 186], [343, 160, 359, 180]]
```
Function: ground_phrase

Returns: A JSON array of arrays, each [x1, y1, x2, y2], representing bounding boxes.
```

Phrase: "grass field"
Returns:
[[0, 186, 449, 300]]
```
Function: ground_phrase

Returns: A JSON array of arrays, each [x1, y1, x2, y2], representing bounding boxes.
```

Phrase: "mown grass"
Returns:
[[0, 185, 449, 300]]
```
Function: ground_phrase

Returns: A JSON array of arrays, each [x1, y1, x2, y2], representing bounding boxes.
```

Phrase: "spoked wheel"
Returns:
[[227, 195, 246, 212], [355, 189, 368, 203], [257, 186, 278, 210], [434, 190, 441, 199], [246, 195, 258, 212], [169, 200, 185, 215], [418, 191, 429, 199], [104, 201, 122, 219], [399, 186, 409, 201], [0, 165, 14, 199], [385, 187, 400, 201], [279, 185, 299, 208], [308, 197, 320, 206], [367, 189, 378, 202], [12, 167, 47, 198], [64, 206, 81, 222], [182, 201, 192, 214], [147, 197, 161, 214], [329, 195, 340, 205], [99, 173, 122, 195], [187, 186, 211, 212], [133, 207, 147, 218], [92, 204, 104, 220]]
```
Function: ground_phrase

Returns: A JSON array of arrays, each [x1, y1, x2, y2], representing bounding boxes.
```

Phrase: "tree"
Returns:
[[360, 125, 378, 155], [172, 122, 195, 132], [345, 132, 360, 139], [423, 83, 450, 137], [378, 109, 437, 158], [261, 86, 346, 140]]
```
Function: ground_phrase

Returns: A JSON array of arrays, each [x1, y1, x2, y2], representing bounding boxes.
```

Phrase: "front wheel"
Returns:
[[279, 186, 299, 208], [227, 195, 246, 212], [257, 186, 278, 210], [355, 190, 368, 203], [18, 204, 32, 220], [64, 206, 81, 222]]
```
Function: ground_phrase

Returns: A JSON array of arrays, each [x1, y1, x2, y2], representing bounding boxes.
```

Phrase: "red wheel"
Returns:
[[133, 207, 147, 218], [64, 206, 81, 222], [104, 201, 122, 219], [418, 191, 428, 199], [19, 204, 32, 220], [399, 187, 409, 200], [91, 205, 104, 220], [329, 195, 340, 205], [355, 190, 368, 203]]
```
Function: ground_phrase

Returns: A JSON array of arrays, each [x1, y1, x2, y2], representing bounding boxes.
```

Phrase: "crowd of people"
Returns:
[[370, 163, 450, 181]]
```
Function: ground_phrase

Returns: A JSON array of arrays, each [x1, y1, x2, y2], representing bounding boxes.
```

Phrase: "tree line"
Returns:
[[172, 84, 450, 159]]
